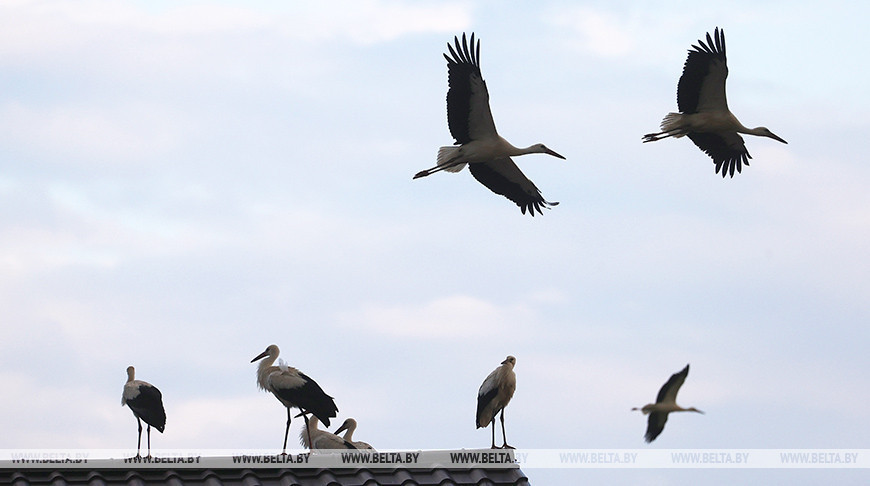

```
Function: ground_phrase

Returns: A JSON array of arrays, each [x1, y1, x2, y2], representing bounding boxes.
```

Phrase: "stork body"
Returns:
[[252, 344, 339, 454], [632, 364, 704, 443], [121, 366, 166, 459], [642, 27, 787, 177], [413, 33, 565, 216], [476, 355, 516, 449], [334, 418, 375, 450], [299, 416, 357, 451]]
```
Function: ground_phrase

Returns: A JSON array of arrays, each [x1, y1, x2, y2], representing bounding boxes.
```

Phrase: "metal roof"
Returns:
[[1, 466, 530, 486]]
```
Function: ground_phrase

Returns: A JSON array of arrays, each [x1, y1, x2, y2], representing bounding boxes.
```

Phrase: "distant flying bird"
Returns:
[[632, 364, 704, 442], [642, 27, 787, 177], [121, 366, 166, 459], [299, 415, 357, 451], [413, 33, 565, 216], [476, 355, 517, 449], [334, 418, 376, 450], [252, 344, 339, 453]]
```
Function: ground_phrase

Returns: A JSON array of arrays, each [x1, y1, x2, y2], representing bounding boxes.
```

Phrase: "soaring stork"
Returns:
[[642, 28, 787, 177], [413, 33, 565, 216], [334, 418, 376, 450], [476, 355, 517, 449], [632, 364, 704, 443], [121, 366, 166, 459], [299, 416, 357, 451], [252, 344, 339, 454]]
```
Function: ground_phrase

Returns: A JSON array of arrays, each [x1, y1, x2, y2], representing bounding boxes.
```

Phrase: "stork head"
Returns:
[[502, 355, 516, 367], [251, 344, 279, 363], [756, 127, 787, 144], [534, 144, 566, 159], [334, 418, 356, 436], [126, 366, 136, 381]]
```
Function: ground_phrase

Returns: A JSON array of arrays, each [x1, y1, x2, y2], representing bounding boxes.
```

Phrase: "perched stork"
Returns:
[[121, 366, 166, 459], [252, 344, 339, 454], [642, 27, 787, 177], [413, 33, 565, 216], [299, 416, 357, 451], [476, 355, 517, 449], [334, 418, 376, 450], [632, 364, 704, 443]]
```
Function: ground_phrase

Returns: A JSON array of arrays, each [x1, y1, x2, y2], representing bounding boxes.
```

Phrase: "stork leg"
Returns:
[[135, 417, 143, 459], [413, 153, 465, 179], [642, 130, 677, 142], [489, 418, 497, 449], [499, 408, 514, 449], [413, 163, 460, 179], [302, 413, 314, 451], [282, 408, 292, 455], [146, 424, 153, 459]]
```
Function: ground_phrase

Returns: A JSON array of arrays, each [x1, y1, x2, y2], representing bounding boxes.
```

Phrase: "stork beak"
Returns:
[[251, 350, 270, 363], [334, 423, 348, 435], [768, 132, 787, 144], [544, 148, 566, 159]]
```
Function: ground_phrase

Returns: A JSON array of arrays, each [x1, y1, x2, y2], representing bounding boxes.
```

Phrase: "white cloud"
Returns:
[[547, 6, 636, 57], [340, 295, 539, 339]]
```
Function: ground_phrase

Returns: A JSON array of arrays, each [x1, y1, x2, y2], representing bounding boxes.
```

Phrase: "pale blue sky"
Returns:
[[1, 1, 868, 484]]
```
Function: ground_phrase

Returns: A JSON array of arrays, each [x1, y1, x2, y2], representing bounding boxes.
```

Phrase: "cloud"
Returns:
[[339, 295, 539, 339], [549, 7, 635, 57]]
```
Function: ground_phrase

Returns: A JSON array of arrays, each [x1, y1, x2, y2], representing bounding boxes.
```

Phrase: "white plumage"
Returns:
[[121, 366, 166, 459], [252, 344, 339, 454], [643, 27, 787, 177], [414, 33, 565, 216], [476, 355, 517, 449], [334, 418, 376, 451], [299, 416, 356, 451], [632, 364, 704, 442]]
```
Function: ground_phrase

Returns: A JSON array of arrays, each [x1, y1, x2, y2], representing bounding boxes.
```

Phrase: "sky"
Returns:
[[1, 0, 868, 483]]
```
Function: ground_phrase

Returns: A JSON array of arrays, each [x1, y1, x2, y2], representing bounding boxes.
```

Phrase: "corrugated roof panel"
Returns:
[[1, 467, 529, 486]]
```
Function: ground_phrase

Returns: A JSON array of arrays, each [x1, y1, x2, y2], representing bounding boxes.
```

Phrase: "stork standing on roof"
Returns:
[[334, 418, 376, 450], [632, 364, 704, 442], [252, 344, 339, 454], [121, 366, 166, 459], [413, 33, 565, 216], [476, 355, 517, 449], [642, 27, 787, 177]]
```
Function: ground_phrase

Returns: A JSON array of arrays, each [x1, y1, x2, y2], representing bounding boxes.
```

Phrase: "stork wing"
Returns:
[[444, 33, 498, 144], [469, 158, 557, 216], [678, 28, 728, 114], [656, 364, 690, 405], [476, 385, 499, 427], [644, 411, 668, 443], [270, 371, 339, 427], [126, 384, 166, 432], [687, 132, 751, 177]]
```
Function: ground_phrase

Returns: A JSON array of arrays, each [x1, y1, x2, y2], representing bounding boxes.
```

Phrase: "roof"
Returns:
[[1, 466, 530, 486]]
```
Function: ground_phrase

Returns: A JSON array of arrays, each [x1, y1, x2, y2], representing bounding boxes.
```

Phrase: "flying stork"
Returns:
[[476, 355, 517, 449], [252, 344, 339, 454], [121, 366, 166, 459], [632, 364, 704, 443], [334, 418, 376, 450], [413, 33, 565, 216], [642, 27, 787, 177], [299, 415, 357, 451]]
